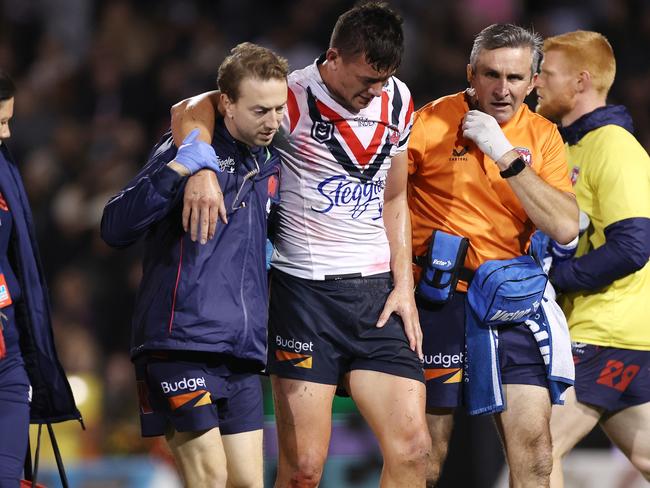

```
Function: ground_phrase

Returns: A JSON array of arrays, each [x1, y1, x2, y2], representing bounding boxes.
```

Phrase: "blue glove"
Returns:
[[174, 129, 221, 175]]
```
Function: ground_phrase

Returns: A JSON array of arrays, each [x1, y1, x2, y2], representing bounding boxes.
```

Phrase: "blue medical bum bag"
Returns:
[[416, 230, 470, 304], [467, 255, 548, 327]]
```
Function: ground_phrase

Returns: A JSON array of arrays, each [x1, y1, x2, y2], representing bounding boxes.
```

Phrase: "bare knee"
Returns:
[[285, 452, 326, 488], [226, 472, 263, 488], [386, 427, 432, 473], [511, 430, 553, 480], [629, 453, 650, 481], [179, 457, 228, 487]]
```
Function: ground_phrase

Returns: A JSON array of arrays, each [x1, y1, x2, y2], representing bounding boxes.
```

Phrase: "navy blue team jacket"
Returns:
[[101, 118, 280, 369], [0, 144, 81, 425]]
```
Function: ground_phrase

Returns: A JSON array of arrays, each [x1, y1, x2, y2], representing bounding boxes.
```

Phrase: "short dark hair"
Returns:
[[330, 2, 404, 73], [217, 42, 289, 102], [470, 24, 542, 77], [0, 71, 16, 101]]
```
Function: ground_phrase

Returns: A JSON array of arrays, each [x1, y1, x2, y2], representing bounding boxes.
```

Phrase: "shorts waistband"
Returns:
[[323, 271, 391, 281], [272, 269, 393, 289]]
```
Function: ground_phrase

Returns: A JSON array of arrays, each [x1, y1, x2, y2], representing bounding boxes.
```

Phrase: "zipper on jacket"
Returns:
[[235, 147, 262, 352], [238, 186, 255, 353], [231, 149, 261, 211]]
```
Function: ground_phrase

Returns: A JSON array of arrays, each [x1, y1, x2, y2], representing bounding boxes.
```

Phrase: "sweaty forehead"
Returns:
[[475, 46, 533, 75], [346, 53, 394, 80]]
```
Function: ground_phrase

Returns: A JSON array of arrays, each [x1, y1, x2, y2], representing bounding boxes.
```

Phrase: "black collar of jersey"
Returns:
[[559, 105, 635, 146]]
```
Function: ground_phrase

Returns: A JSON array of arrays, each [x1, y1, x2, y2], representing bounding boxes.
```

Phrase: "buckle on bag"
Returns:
[[415, 230, 470, 304]]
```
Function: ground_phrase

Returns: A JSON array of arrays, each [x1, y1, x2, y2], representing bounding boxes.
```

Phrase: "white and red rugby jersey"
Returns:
[[271, 58, 414, 280]]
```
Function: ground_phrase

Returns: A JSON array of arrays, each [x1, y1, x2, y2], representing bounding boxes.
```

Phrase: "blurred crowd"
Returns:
[[1, 0, 649, 466]]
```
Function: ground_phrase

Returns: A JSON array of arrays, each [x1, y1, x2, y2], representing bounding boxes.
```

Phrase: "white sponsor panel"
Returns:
[[160, 376, 206, 394], [422, 352, 464, 368], [276, 335, 314, 353]]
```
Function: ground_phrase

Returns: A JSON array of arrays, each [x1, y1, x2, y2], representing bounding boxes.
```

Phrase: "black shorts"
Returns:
[[134, 352, 263, 437], [419, 292, 548, 409], [572, 343, 650, 412], [267, 269, 424, 385]]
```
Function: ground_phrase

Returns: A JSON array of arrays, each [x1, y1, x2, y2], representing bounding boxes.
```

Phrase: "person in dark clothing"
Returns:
[[101, 43, 288, 488], [0, 71, 80, 488]]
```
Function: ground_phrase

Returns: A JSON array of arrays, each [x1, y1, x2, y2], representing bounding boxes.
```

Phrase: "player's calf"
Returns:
[[425, 442, 447, 487], [424, 410, 454, 486]]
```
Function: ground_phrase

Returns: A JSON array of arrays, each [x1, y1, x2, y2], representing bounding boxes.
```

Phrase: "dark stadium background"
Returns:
[[2, 0, 648, 486]]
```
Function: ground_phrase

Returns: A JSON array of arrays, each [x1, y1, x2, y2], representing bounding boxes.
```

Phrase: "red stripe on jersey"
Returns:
[[405, 96, 414, 127], [316, 92, 389, 166], [287, 87, 299, 134]]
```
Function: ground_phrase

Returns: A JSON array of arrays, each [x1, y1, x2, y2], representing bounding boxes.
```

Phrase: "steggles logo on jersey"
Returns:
[[216, 155, 236, 173], [275, 335, 313, 368], [313, 175, 385, 219], [311, 120, 334, 143]]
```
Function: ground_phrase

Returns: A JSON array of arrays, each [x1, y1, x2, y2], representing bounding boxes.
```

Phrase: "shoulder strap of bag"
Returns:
[[23, 423, 70, 488]]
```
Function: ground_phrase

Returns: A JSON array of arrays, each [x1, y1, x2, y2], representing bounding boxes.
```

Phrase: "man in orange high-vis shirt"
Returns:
[[408, 24, 579, 487]]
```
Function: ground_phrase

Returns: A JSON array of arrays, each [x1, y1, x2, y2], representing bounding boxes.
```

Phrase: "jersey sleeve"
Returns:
[[538, 125, 574, 194], [100, 133, 184, 248], [282, 85, 300, 136], [390, 80, 415, 157], [586, 127, 650, 228], [407, 110, 427, 176]]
